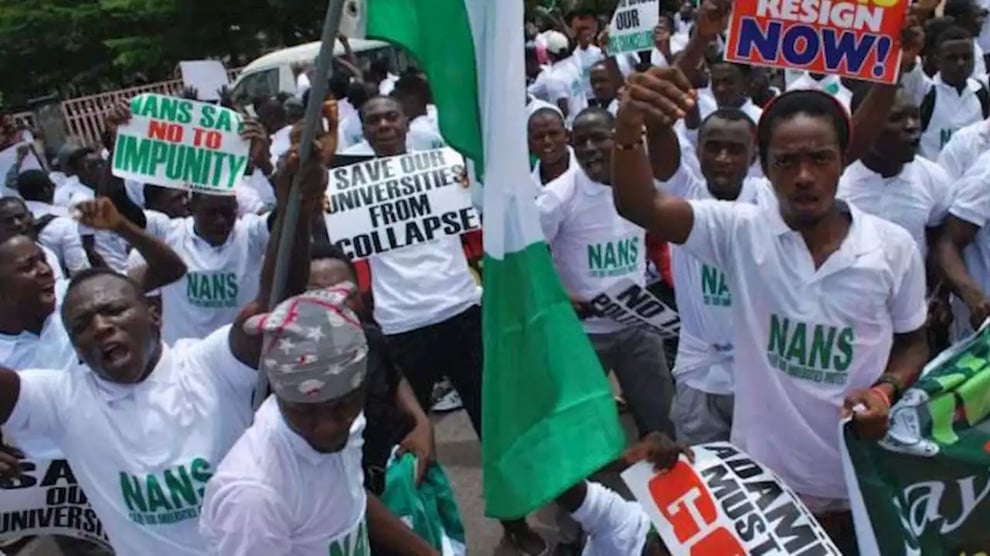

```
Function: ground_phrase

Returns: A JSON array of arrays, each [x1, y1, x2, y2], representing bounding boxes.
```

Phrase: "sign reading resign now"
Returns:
[[112, 93, 250, 195], [725, 0, 908, 84]]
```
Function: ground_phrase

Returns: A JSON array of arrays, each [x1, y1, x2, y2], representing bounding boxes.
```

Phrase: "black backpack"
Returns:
[[921, 84, 990, 131], [33, 213, 57, 235]]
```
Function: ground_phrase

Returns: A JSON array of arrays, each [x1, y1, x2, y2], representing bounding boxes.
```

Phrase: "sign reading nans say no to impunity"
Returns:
[[112, 93, 249, 195], [327, 148, 481, 260]]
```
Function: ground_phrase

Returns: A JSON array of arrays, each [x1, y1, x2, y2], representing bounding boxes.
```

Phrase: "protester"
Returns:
[[943, 0, 989, 83], [528, 107, 574, 187], [544, 31, 587, 124]]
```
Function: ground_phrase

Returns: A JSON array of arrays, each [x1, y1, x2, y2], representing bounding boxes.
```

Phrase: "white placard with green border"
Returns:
[[609, 0, 659, 55], [111, 93, 249, 195]]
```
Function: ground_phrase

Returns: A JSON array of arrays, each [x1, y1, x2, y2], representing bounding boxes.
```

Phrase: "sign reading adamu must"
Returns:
[[112, 93, 250, 195], [327, 148, 481, 259]]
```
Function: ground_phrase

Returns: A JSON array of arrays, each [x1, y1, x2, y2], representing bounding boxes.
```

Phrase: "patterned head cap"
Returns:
[[243, 284, 367, 403]]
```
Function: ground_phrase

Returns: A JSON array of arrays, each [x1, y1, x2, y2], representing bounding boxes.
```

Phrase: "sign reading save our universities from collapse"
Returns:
[[725, 0, 909, 84], [112, 93, 250, 195], [327, 148, 481, 260]]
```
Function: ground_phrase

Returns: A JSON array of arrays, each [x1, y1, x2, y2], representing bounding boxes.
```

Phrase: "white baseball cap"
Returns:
[[545, 31, 571, 55]]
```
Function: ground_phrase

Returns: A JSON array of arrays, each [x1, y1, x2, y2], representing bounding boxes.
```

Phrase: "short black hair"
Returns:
[[358, 95, 404, 123], [701, 108, 757, 134], [938, 25, 974, 48], [16, 170, 53, 201], [392, 74, 432, 103], [757, 90, 850, 171], [328, 73, 351, 101], [64, 267, 144, 302], [944, 0, 978, 21], [573, 106, 615, 127], [65, 147, 95, 172], [369, 58, 390, 77], [311, 242, 357, 278], [708, 56, 752, 78]]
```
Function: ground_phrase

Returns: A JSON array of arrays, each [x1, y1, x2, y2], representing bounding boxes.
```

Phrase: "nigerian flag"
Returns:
[[362, 0, 627, 518]]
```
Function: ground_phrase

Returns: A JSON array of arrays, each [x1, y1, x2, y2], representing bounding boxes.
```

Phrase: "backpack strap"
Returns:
[[920, 86, 936, 131], [33, 214, 57, 235], [976, 85, 990, 119]]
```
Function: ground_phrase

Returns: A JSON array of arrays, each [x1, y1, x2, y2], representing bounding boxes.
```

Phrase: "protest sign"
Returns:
[[112, 93, 249, 195], [0, 141, 43, 195], [724, 0, 909, 84], [0, 458, 110, 549], [179, 61, 230, 101], [589, 278, 680, 339], [608, 0, 659, 55], [326, 147, 481, 259], [842, 323, 990, 555], [623, 443, 840, 556]]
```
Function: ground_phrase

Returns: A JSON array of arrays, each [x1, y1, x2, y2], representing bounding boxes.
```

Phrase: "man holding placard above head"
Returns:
[[115, 94, 304, 344], [330, 95, 546, 555], [611, 1, 929, 551]]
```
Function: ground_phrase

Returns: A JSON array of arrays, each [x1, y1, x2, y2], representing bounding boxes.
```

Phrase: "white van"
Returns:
[[231, 38, 405, 104]]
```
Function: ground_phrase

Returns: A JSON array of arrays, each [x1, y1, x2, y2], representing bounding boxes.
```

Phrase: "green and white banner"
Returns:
[[112, 93, 249, 195], [841, 324, 990, 555], [609, 0, 659, 55]]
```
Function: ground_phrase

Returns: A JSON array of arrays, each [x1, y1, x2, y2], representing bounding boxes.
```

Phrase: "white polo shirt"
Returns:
[[838, 158, 954, 258], [537, 166, 646, 335], [199, 398, 367, 556], [546, 58, 588, 126], [660, 166, 772, 395], [914, 74, 986, 160], [25, 200, 91, 276], [531, 147, 577, 188], [945, 162, 990, 338], [683, 198, 927, 502], [135, 212, 269, 345], [5, 327, 257, 556], [937, 119, 990, 180], [569, 45, 604, 97]]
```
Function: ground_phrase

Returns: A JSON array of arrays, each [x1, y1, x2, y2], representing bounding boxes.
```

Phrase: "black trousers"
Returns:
[[385, 305, 484, 437]]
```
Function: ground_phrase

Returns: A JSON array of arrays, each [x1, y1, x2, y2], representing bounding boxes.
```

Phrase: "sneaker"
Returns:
[[431, 383, 464, 412]]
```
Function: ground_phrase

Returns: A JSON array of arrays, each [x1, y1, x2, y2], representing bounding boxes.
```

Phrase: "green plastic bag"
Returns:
[[380, 454, 467, 556]]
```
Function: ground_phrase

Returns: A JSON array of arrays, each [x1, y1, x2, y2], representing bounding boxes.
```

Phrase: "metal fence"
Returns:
[[12, 69, 240, 149]]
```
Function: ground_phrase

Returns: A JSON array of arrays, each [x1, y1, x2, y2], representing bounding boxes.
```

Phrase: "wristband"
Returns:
[[869, 386, 892, 410], [873, 373, 905, 401], [615, 138, 644, 150]]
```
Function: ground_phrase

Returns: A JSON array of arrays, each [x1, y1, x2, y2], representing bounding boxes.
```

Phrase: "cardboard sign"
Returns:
[[326, 148, 481, 260], [0, 458, 110, 549], [589, 279, 680, 339], [609, 0, 660, 55], [179, 61, 230, 101], [0, 141, 43, 194], [724, 0, 909, 84], [623, 443, 840, 556], [112, 93, 249, 195]]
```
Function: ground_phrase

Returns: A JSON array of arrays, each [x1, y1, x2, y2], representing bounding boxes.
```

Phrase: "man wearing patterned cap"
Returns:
[[199, 287, 440, 556]]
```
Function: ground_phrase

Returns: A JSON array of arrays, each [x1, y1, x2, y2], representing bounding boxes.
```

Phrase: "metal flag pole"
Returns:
[[253, 0, 347, 411]]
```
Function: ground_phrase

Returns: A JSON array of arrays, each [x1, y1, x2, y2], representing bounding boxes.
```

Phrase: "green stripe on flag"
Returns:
[[366, 0, 482, 165]]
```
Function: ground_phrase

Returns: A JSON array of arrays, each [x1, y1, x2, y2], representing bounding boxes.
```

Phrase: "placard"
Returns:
[[0, 458, 110, 549], [589, 278, 680, 339], [326, 148, 481, 260], [724, 0, 908, 84], [609, 0, 660, 55], [179, 61, 230, 102], [112, 93, 249, 195], [622, 443, 840, 556]]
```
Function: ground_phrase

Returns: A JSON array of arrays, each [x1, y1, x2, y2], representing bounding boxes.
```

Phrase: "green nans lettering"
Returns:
[[766, 314, 855, 381], [587, 237, 639, 277], [186, 272, 239, 308], [940, 128, 954, 149], [119, 458, 213, 525], [329, 519, 369, 556], [131, 94, 193, 124], [700, 264, 730, 306]]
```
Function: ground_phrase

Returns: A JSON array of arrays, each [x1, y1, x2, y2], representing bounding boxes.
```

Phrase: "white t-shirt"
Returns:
[[683, 198, 927, 502], [52, 175, 94, 208], [546, 58, 588, 126], [51, 178, 132, 272], [531, 147, 577, 188], [528, 66, 553, 101], [408, 115, 446, 150], [378, 74, 399, 96], [786, 72, 853, 110], [0, 280, 75, 459], [945, 161, 990, 338], [25, 200, 91, 275], [569, 45, 604, 96], [537, 166, 646, 334], [838, 158, 954, 258], [6, 327, 257, 556], [135, 212, 269, 345], [661, 166, 772, 395], [937, 118, 990, 180], [573, 482, 650, 556], [337, 113, 366, 154], [901, 68, 987, 160], [200, 398, 367, 556]]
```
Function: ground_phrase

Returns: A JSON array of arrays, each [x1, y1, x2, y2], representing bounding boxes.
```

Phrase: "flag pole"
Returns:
[[254, 0, 347, 411]]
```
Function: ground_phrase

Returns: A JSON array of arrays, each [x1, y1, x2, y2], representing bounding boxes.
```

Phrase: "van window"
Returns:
[[233, 68, 280, 105]]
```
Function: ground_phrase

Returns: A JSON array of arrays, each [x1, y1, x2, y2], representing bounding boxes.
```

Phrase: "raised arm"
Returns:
[[99, 104, 148, 229], [74, 198, 187, 292], [613, 67, 698, 244]]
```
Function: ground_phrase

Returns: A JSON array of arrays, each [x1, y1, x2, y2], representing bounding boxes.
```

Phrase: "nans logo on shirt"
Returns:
[[766, 314, 854, 385], [329, 518, 369, 556], [587, 237, 639, 279], [700, 264, 731, 307], [119, 458, 212, 526], [186, 272, 239, 309]]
